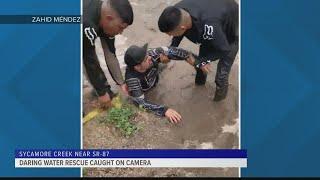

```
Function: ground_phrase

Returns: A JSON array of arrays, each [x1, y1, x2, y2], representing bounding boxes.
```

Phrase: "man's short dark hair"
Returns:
[[109, 0, 134, 25], [158, 6, 182, 32]]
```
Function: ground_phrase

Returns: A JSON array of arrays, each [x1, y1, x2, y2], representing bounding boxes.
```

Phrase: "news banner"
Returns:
[[15, 149, 247, 168]]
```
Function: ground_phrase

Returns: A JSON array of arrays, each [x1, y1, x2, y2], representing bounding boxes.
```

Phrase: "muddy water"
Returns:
[[125, 0, 239, 149], [146, 58, 239, 149]]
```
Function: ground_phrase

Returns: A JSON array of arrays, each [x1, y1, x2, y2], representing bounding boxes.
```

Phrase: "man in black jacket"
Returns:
[[83, 0, 133, 108], [158, 0, 238, 101], [124, 44, 196, 123]]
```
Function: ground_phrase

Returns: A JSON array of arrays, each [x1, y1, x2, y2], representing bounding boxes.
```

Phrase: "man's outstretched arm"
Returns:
[[170, 36, 184, 47], [83, 25, 114, 98]]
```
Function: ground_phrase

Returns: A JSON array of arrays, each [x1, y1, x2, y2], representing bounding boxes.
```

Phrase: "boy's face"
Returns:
[[134, 55, 153, 73]]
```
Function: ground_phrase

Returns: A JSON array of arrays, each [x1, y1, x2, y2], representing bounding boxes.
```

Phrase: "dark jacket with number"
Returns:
[[83, 0, 124, 97], [125, 46, 190, 116], [171, 0, 238, 67]]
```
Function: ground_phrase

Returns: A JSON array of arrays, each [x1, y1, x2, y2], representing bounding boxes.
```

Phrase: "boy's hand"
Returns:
[[159, 54, 170, 64], [165, 108, 182, 123]]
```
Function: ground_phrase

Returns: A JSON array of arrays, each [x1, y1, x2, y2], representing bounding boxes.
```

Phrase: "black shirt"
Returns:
[[171, 0, 238, 62], [83, 0, 123, 97]]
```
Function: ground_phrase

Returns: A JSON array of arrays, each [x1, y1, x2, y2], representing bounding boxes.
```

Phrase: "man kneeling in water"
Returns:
[[124, 43, 196, 123]]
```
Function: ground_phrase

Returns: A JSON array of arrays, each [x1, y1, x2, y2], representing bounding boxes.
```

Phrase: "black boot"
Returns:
[[214, 85, 228, 101]]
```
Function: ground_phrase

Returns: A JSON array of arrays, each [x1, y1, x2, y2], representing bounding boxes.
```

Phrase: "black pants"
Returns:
[[196, 40, 239, 88]]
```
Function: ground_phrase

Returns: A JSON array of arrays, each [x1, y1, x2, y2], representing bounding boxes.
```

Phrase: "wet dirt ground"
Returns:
[[83, 0, 239, 177]]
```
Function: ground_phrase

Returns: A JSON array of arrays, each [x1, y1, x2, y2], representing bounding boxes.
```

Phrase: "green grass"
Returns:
[[99, 104, 138, 138]]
